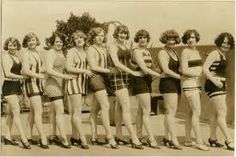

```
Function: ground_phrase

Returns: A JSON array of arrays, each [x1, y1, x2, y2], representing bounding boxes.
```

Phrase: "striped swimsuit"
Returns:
[[66, 48, 87, 95], [205, 50, 226, 98], [24, 50, 44, 97]]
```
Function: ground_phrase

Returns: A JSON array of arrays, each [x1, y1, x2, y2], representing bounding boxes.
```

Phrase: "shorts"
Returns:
[[2, 81, 22, 96], [109, 73, 129, 91], [131, 75, 152, 95], [25, 78, 44, 97], [88, 73, 107, 92], [204, 79, 226, 98], [159, 77, 181, 94]]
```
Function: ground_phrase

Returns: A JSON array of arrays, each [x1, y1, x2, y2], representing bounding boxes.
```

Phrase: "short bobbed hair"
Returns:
[[3, 37, 21, 51], [70, 30, 87, 48], [22, 32, 40, 48], [45, 31, 67, 50], [159, 29, 181, 44], [87, 27, 106, 45], [134, 29, 151, 43], [215, 32, 235, 50], [113, 25, 130, 40], [182, 29, 200, 44]]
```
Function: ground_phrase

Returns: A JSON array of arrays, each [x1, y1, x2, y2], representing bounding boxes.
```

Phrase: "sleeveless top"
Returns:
[[162, 48, 179, 75], [90, 46, 108, 69], [4, 54, 22, 80], [131, 48, 153, 70], [209, 50, 226, 77]]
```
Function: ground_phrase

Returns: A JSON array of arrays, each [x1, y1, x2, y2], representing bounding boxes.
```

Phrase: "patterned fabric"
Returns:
[[131, 48, 153, 70]]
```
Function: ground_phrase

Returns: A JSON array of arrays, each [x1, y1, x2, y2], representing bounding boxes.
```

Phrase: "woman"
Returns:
[[108, 24, 144, 149], [44, 31, 74, 149], [180, 29, 209, 151], [66, 30, 94, 149], [2, 37, 31, 149], [157, 30, 182, 150], [87, 27, 118, 149], [203, 32, 234, 151], [21, 32, 48, 149], [131, 29, 161, 149]]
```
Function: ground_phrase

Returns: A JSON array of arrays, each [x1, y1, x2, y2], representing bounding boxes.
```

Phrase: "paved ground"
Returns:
[[1, 113, 234, 156]]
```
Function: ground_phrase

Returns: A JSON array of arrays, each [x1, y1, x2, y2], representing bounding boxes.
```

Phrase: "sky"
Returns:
[[2, 0, 235, 49]]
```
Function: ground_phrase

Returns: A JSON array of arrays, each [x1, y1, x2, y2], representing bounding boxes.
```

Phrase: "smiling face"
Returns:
[[93, 31, 105, 45], [187, 33, 197, 47], [117, 31, 128, 43], [53, 36, 63, 51], [166, 37, 176, 47], [8, 41, 18, 55], [27, 36, 37, 49], [138, 36, 148, 47], [220, 37, 231, 52], [74, 35, 85, 47]]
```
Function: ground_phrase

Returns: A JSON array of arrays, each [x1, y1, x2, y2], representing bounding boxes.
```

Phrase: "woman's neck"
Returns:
[[75, 46, 84, 51]]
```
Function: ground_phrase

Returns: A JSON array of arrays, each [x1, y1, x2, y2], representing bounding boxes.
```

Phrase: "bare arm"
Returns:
[[158, 50, 181, 79], [133, 49, 160, 77]]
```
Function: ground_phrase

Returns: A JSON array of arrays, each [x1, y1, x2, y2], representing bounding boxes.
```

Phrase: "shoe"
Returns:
[[59, 138, 71, 149], [195, 143, 209, 151], [184, 141, 196, 147], [139, 137, 148, 146], [147, 139, 161, 149], [162, 137, 170, 146], [70, 137, 81, 146], [208, 138, 223, 147], [27, 138, 38, 145], [91, 138, 107, 145], [114, 136, 129, 145], [80, 142, 89, 149], [39, 139, 49, 149], [129, 139, 143, 149], [20, 140, 31, 149], [48, 135, 60, 145], [225, 140, 234, 151], [3, 138, 18, 145], [105, 138, 119, 149], [169, 140, 183, 150]]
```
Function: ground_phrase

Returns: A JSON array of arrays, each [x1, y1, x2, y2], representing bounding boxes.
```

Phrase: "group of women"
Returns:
[[1, 21, 234, 151]]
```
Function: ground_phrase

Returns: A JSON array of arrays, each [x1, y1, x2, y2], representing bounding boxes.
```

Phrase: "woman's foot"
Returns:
[[225, 140, 234, 151], [208, 138, 223, 147], [105, 138, 119, 149], [27, 138, 38, 145], [147, 139, 161, 149], [60, 138, 71, 149], [129, 139, 143, 149], [39, 139, 49, 149], [114, 136, 129, 145], [91, 138, 107, 145], [70, 137, 81, 146], [3, 137, 18, 145], [162, 137, 170, 146], [138, 137, 148, 146], [48, 135, 60, 145], [195, 143, 210, 151], [169, 140, 183, 150], [184, 140, 196, 147], [20, 140, 31, 149]]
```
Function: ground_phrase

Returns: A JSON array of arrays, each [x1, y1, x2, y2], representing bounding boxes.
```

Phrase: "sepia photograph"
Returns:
[[1, 0, 235, 156]]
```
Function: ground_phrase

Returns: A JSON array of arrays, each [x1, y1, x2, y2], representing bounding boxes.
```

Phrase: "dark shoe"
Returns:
[[48, 135, 60, 145], [91, 138, 107, 145], [39, 139, 49, 149], [3, 138, 18, 145], [28, 138, 38, 145], [70, 137, 81, 146], [162, 137, 170, 146], [208, 138, 223, 147], [129, 139, 143, 149], [105, 138, 119, 149], [139, 137, 148, 146], [59, 138, 71, 149], [147, 139, 161, 149], [114, 136, 129, 145], [225, 141, 234, 151], [169, 140, 183, 150], [20, 140, 31, 149]]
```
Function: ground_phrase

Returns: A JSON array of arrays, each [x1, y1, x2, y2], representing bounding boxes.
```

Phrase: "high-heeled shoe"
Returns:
[[147, 139, 161, 149], [169, 140, 183, 150], [20, 140, 31, 149], [162, 137, 170, 146], [114, 136, 129, 145], [70, 137, 81, 145], [39, 139, 49, 149], [105, 138, 119, 149], [91, 138, 107, 145], [139, 137, 148, 146], [48, 135, 60, 145], [225, 140, 234, 151], [27, 138, 38, 145], [208, 138, 223, 147], [129, 139, 143, 149], [3, 138, 18, 145], [59, 138, 71, 149]]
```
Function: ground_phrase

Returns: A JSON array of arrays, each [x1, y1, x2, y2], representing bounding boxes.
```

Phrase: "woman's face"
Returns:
[[166, 37, 176, 47], [53, 36, 63, 51], [117, 31, 128, 43], [187, 33, 197, 46], [8, 41, 18, 55], [94, 31, 105, 45], [74, 35, 85, 47], [220, 37, 231, 52], [138, 36, 148, 47], [27, 36, 37, 49]]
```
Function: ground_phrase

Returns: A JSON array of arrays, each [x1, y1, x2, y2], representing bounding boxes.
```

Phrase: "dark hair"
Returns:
[[113, 25, 130, 40], [87, 27, 106, 45], [22, 32, 40, 48], [159, 29, 181, 44], [182, 29, 200, 44], [69, 30, 87, 49], [134, 29, 151, 43], [45, 31, 67, 50], [215, 32, 235, 50], [3, 37, 21, 51]]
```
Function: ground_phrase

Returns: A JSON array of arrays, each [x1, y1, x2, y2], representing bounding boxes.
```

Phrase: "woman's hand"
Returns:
[[84, 70, 95, 78], [212, 77, 224, 88], [132, 71, 144, 77]]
